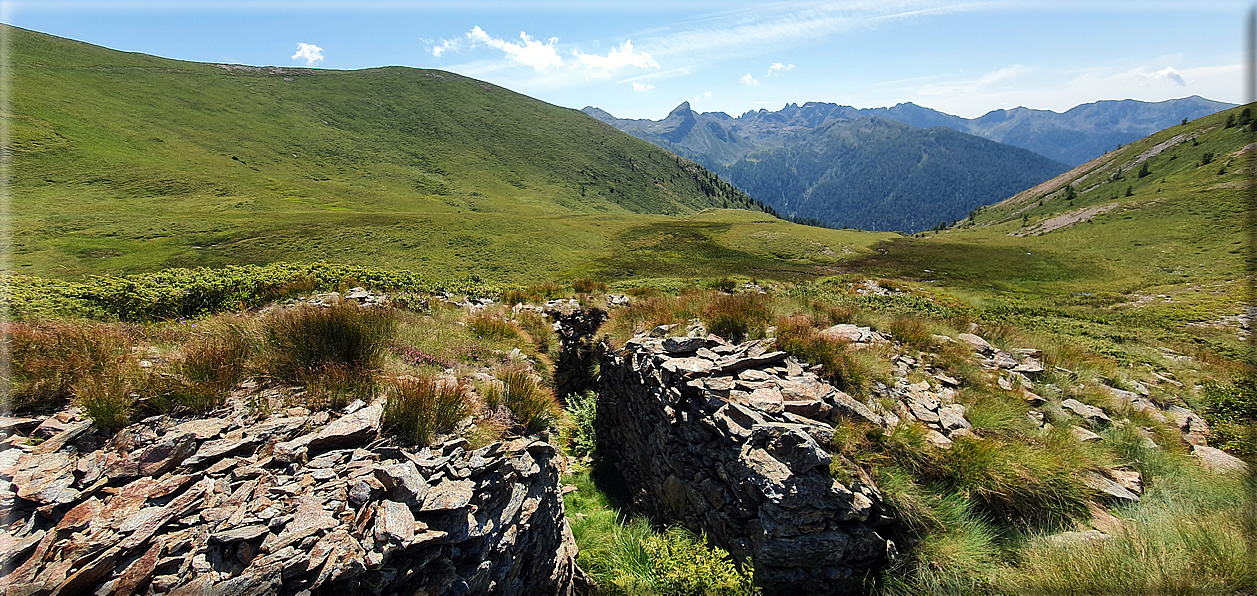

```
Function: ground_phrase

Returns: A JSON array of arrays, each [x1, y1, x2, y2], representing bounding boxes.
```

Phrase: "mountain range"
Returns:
[[584, 96, 1232, 232]]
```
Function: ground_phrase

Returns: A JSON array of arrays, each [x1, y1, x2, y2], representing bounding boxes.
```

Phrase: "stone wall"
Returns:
[[595, 333, 894, 593], [0, 400, 580, 595]]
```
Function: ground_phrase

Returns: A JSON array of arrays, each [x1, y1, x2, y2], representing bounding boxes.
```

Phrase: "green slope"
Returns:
[[838, 104, 1253, 359], [7, 26, 886, 283]]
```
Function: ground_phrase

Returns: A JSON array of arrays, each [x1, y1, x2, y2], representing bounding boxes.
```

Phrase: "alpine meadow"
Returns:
[[1, 22, 1254, 596]]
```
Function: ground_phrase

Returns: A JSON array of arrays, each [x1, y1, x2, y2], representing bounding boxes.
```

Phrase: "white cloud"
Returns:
[[466, 26, 562, 72], [574, 39, 659, 79], [768, 62, 795, 75], [1143, 66, 1187, 86], [739, 72, 760, 86], [692, 90, 713, 104], [291, 42, 324, 66], [431, 38, 459, 58], [631, 81, 655, 92]]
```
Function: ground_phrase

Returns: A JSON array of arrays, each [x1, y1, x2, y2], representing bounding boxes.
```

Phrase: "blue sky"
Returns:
[[4, 1, 1248, 119]]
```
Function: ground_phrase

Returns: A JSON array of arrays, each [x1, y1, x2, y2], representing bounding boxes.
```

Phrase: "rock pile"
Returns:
[[0, 401, 580, 595], [597, 333, 894, 594]]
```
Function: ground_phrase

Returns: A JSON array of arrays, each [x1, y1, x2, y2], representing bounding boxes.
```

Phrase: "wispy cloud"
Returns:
[[574, 39, 659, 78], [632, 81, 655, 92], [638, 1, 977, 62], [917, 64, 1026, 98], [740, 72, 760, 86], [291, 42, 324, 66], [1143, 66, 1187, 86], [430, 38, 459, 58], [466, 26, 563, 72], [768, 62, 795, 76]]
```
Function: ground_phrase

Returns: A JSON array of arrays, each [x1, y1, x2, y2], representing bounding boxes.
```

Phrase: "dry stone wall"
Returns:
[[0, 400, 580, 595], [596, 333, 895, 593]]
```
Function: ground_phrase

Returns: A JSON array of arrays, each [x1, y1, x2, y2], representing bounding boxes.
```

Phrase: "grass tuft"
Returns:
[[382, 375, 469, 445], [257, 302, 396, 382], [484, 365, 561, 434], [702, 292, 773, 343]]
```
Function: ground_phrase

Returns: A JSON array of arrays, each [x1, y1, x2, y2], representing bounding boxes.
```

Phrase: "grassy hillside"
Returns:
[[838, 104, 1253, 362], [6, 26, 893, 284]]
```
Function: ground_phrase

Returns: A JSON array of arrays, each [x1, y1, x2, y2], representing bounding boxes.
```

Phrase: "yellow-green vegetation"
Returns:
[[562, 469, 757, 595], [381, 376, 471, 445], [5, 25, 890, 284]]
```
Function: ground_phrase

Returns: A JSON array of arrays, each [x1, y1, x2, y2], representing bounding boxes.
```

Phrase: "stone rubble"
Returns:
[[0, 401, 580, 595]]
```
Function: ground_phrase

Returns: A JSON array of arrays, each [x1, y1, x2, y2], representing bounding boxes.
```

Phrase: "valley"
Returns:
[[1, 24, 1254, 596]]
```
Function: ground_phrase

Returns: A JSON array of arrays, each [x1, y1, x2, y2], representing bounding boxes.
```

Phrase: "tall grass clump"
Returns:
[[4, 320, 132, 412], [775, 316, 883, 396], [74, 372, 135, 433], [514, 310, 557, 360], [484, 366, 560, 434], [572, 277, 608, 294], [702, 292, 773, 343], [382, 375, 469, 445], [169, 316, 254, 412], [466, 312, 520, 342], [257, 302, 396, 382], [885, 316, 937, 352], [999, 451, 1254, 594]]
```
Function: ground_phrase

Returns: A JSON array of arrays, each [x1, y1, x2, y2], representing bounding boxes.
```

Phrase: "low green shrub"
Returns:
[[257, 302, 396, 382], [382, 375, 469, 445], [1200, 379, 1257, 457], [564, 389, 598, 457], [641, 526, 756, 595]]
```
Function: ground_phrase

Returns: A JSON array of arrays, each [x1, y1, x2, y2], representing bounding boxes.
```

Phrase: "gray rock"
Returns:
[[374, 500, 416, 545], [1193, 444, 1248, 474], [662, 336, 707, 354], [374, 460, 430, 506], [309, 403, 383, 451], [421, 479, 476, 511], [1061, 399, 1112, 427], [957, 333, 994, 353], [1071, 426, 1104, 442], [1082, 471, 1140, 504]]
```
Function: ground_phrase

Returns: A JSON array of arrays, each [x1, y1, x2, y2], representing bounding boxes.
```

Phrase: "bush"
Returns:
[[484, 366, 560, 434], [1200, 379, 1257, 457], [641, 526, 756, 595], [702, 293, 773, 343], [4, 320, 132, 412], [257, 302, 396, 382], [565, 389, 598, 457], [382, 375, 469, 445]]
